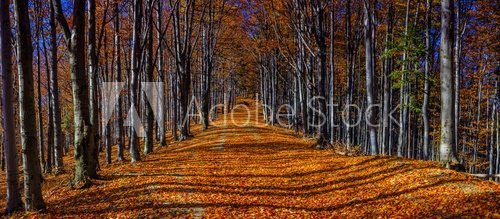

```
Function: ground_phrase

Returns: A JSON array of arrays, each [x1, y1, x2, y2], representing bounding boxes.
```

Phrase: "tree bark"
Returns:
[[381, 2, 394, 155], [329, 8, 335, 144], [422, 0, 431, 160], [87, 0, 99, 177], [50, 0, 64, 172], [35, 9, 45, 173], [52, 0, 96, 186], [1, 0, 24, 213], [310, 0, 329, 148], [345, 0, 354, 150], [397, 0, 411, 157], [114, 2, 125, 161], [454, 0, 462, 157], [13, 0, 46, 210], [129, 0, 143, 162], [144, 0, 155, 155], [439, 0, 458, 164], [364, 0, 379, 155], [157, 0, 167, 147]]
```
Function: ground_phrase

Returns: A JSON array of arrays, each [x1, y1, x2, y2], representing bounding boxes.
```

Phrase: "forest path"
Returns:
[[7, 99, 500, 217]]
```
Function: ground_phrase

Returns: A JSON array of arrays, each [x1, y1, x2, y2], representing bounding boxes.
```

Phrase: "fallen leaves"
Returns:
[[1, 100, 499, 218]]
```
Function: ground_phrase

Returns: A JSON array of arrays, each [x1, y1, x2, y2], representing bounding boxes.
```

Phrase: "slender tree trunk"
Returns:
[[45, 39, 53, 173], [49, 1, 64, 172], [201, 0, 214, 131], [103, 32, 113, 165], [35, 19, 45, 173], [157, 0, 167, 147], [454, 0, 462, 156], [382, 2, 394, 155], [490, 77, 498, 176], [87, 0, 99, 177], [170, 55, 179, 141], [13, 0, 46, 210], [129, 0, 143, 162], [114, 2, 125, 161], [439, 0, 458, 165], [398, 0, 411, 157], [329, 9, 335, 144], [422, 0, 432, 160], [144, 0, 154, 155], [1, 0, 24, 213], [345, 0, 354, 150], [364, 0, 379, 155]]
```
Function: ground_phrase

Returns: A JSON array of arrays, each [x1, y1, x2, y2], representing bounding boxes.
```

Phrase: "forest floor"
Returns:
[[1, 99, 500, 218]]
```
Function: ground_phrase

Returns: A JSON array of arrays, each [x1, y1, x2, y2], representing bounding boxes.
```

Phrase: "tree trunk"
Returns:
[[381, 2, 394, 155], [35, 20, 45, 173], [345, 0, 354, 150], [52, 0, 96, 187], [172, 0, 196, 141], [1, 0, 24, 213], [114, 2, 125, 161], [454, 0, 462, 157], [87, 0, 99, 177], [439, 0, 458, 164], [397, 0, 411, 157], [129, 0, 143, 162], [422, 0, 431, 160], [201, 0, 214, 131], [13, 0, 46, 210], [157, 0, 167, 147], [311, 0, 329, 148], [329, 9, 335, 144], [364, 0, 379, 155], [144, 0, 154, 155], [491, 77, 498, 176]]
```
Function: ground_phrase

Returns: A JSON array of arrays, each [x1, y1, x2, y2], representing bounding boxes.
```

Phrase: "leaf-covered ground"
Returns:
[[1, 99, 499, 218]]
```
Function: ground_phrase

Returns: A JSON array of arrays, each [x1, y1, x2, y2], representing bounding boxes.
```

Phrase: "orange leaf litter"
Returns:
[[1, 99, 499, 218]]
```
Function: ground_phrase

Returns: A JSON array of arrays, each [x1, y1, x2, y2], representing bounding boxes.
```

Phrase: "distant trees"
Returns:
[[244, 0, 497, 173]]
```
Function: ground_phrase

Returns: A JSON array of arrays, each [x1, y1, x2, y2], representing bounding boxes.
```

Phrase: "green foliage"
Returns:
[[384, 23, 429, 114], [61, 106, 73, 132]]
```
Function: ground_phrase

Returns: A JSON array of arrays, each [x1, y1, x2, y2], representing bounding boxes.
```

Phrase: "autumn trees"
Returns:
[[0, 0, 498, 214], [244, 0, 498, 174]]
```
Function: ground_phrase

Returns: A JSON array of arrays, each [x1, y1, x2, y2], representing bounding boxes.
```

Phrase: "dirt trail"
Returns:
[[3, 99, 499, 218]]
